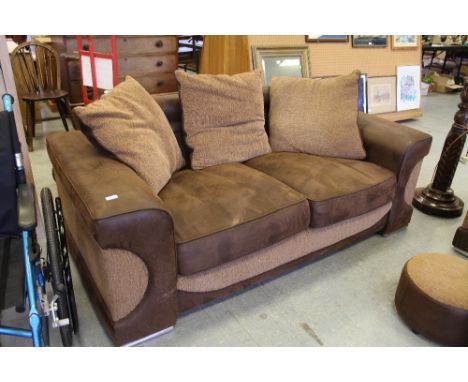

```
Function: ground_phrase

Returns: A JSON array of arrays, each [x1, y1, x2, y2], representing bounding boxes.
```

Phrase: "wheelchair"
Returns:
[[0, 94, 79, 346]]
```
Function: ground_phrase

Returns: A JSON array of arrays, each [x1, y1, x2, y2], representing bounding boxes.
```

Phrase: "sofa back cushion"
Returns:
[[152, 87, 271, 165], [74, 76, 185, 194], [175, 70, 271, 170], [268, 70, 366, 160]]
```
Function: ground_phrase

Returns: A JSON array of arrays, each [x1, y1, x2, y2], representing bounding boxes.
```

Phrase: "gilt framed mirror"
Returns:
[[251, 46, 311, 85]]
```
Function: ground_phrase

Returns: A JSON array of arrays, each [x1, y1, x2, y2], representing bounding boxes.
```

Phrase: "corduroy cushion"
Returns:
[[269, 70, 366, 159], [74, 76, 185, 194], [175, 70, 271, 170]]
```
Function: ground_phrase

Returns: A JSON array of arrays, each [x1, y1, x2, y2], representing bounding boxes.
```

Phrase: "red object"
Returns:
[[76, 36, 119, 104]]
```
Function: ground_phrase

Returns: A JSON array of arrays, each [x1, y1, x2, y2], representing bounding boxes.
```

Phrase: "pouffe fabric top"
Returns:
[[407, 253, 468, 310]]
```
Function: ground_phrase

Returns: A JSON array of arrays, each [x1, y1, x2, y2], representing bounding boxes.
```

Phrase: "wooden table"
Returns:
[[423, 45, 468, 84]]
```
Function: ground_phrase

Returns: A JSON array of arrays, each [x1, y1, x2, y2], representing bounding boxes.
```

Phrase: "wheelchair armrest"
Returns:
[[17, 183, 37, 231]]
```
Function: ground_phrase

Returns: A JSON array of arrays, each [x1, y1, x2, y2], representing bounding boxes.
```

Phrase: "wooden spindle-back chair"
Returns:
[[11, 41, 71, 151]]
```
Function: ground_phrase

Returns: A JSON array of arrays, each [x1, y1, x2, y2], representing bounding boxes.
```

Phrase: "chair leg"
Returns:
[[25, 101, 34, 152], [63, 96, 75, 130], [56, 98, 69, 132], [30, 101, 36, 138]]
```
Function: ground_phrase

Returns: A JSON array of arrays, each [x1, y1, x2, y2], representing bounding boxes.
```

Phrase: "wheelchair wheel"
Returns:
[[40, 188, 73, 347], [55, 196, 79, 335]]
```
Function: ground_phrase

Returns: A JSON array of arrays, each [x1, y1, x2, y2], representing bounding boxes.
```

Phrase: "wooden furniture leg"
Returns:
[[30, 101, 36, 138], [56, 97, 69, 132], [25, 100, 33, 152], [453, 211, 468, 255]]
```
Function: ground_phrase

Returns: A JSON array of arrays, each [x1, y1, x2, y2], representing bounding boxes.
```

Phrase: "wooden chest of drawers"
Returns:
[[50, 35, 178, 105]]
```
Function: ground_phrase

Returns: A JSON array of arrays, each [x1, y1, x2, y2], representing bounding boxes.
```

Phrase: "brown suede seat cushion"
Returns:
[[159, 163, 310, 275], [246, 152, 396, 228]]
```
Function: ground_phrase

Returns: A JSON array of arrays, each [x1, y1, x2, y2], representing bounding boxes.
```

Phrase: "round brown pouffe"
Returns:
[[395, 252, 468, 346]]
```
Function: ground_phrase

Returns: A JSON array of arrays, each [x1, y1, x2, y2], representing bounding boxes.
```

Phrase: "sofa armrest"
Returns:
[[358, 113, 433, 233], [47, 130, 177, 345]]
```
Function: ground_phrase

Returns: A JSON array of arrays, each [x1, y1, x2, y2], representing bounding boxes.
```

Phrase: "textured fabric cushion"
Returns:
[[246, 152, 396, 228], [405, 253, 468, 310], [159, 163, 310, 275], [175, 70, 271, 170], [269, 70, 366, 159], [74, 76, 185, 194]]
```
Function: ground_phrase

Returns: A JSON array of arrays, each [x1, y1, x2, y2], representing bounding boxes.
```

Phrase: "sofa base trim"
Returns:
[[177, 215, 388, 313], [122, 326, 174, 347]]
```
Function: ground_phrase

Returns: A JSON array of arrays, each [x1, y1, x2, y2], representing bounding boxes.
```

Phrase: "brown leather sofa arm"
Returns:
[[47, 131, 177, 345], [358, 113, 433, 233]]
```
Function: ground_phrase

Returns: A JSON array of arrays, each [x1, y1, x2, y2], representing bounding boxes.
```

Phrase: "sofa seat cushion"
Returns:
[[246, 152, 396, 228], [159, 163, 310, 275]]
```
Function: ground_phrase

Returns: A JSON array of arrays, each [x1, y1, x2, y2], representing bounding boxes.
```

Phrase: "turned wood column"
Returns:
[[413, 81, 468, 217]]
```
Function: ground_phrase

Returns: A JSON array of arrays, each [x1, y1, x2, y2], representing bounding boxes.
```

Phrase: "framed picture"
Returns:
[[352, 35, 388, 48], [251, 46, 311, 85], [305, 35, 348, 43], [397, 65, 421, 111], [367, 76, 396, 114], [358, 73, 368, 113], [391, 35, 419, 50]]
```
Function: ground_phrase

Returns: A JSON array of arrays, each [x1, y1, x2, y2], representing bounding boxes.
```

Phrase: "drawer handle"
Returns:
[[157, 80, 165, 87], [156, 60, 163, 67], [155, 40, 164, 48]]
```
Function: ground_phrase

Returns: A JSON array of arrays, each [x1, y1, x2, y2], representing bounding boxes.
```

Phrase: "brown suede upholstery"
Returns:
[[358, 113, 432, 233], [47, 131, 178, 346], [246, 152, 396, 228], [48, 87, 432, 346], [159, 163, 310, 275]]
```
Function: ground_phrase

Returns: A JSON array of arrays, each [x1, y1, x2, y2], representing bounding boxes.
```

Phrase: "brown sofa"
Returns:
[[46, 89, 432, 346]]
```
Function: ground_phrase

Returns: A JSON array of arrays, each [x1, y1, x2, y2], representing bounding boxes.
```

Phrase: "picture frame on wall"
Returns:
[[352, 35, 387, 48], [305, 35, 348, 43], [358, 73, 368, 113], [251, 46, 311, 85], [391, 35, 419, 50], [367, 76, 397, 114], [396, 65, 421, 111]]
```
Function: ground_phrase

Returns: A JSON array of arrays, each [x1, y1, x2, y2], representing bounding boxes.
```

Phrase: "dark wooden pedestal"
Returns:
[[413, 186, 464, 217], [413, 81, 468, 217], [453, 211, 468, 255]]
